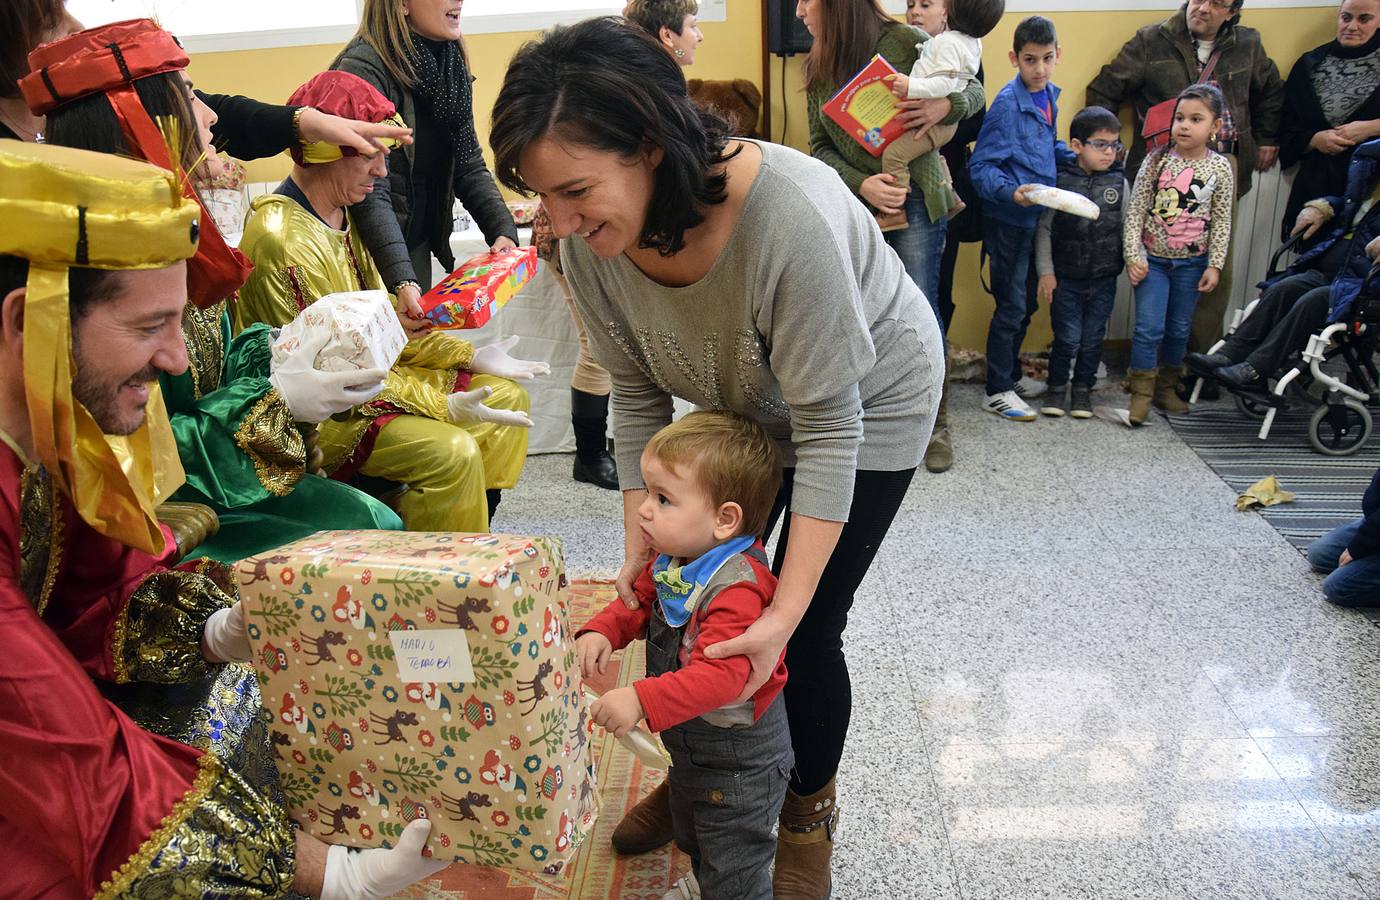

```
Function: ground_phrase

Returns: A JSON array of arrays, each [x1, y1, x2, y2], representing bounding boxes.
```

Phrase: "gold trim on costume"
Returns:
[[18, 464, 64, 617], [232, 391, 306, 497], [92, 752, 296, 899], [111, 570, 232, 685], [93, 754, 224, 900], [180, 301, 227, 401]]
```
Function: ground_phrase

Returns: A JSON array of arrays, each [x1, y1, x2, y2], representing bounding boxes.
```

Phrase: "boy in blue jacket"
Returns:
[[969, 15, 1075, 421]]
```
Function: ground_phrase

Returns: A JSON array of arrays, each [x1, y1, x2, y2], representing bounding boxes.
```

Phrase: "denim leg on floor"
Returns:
[[1161, 256, 1208, 366], [1047, 277, 1092, 387], [1308, 519, 1380, 607], [1133, 255, 1206, 369], [1074, 275, 1118, 386], [886, 192, 948, 339], [1011, 264, 1041, 386], [983, 215, 1036, 394]]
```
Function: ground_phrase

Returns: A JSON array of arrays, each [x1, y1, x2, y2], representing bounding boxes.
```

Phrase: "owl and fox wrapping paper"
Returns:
[[237, 530, 597, 874]]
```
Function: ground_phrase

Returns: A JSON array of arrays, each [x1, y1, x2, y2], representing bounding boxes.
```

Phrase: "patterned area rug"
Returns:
[[400, 580, 688, 899], [1165, 400, 1380, 550]]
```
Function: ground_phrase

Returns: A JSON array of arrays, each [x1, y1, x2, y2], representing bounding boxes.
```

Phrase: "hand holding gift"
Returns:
[[202, 600, 252, 663], [471, 335, 551, 381], [420, 246, 539, 330], [321, 819, 449, 900], [270, 292, 406, 422], [590, 685, 644, 740], [576, 631, 613, 677]]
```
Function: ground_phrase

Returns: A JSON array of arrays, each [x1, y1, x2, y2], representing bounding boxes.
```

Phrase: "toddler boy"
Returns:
[[968, 14, 1075, 421], [576, 411, 789, 900], [1035, 105, 1128, 419]]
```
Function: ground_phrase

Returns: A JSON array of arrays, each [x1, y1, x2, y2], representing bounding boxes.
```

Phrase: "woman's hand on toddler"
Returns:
[[591, 686, 644, 739], [1127, 258, 1149, 286], [1037, 274, 1057, 303], [1197, 266, 1220, 294], [576, 632, 613, 678]]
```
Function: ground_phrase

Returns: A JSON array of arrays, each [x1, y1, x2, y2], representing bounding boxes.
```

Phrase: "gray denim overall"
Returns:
[[647, 546, 794, 900]]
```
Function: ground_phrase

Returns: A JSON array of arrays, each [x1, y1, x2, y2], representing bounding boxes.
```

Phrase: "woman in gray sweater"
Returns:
[[491, 18, 941, 896]]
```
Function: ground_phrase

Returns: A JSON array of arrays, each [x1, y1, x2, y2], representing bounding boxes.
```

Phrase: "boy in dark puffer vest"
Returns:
[[1034, 105, 1128, 418]]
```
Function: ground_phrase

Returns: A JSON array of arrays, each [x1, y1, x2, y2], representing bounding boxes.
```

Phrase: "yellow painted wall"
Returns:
[[191, 6, 1337, 352]]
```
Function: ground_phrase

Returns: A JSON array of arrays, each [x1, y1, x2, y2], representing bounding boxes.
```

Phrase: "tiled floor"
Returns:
[[498, 382, 1380, 900]]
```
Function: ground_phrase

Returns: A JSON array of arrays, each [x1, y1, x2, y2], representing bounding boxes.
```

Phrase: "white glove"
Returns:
[[202, 602, 252, 663], [321, 819, 450, 900], [447, 385, 534, 428], [470, 335, 551, 381], [269, 325, 387, 423]]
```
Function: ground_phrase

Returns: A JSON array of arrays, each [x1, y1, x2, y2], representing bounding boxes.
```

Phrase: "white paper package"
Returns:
[[1027, 186, 1101, 221], [271, 290, 407, 374]]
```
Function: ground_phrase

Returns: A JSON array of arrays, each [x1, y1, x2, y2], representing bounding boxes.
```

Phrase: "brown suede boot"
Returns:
[[1127, 368, 1157, 426], [924, 379, 953, 473], [1153, 365, 1190, 413], [611, 780, 674, 855], [773, 777, 837, 899]]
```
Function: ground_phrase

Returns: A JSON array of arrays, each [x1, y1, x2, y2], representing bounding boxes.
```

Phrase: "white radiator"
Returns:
[[1105, 164, 1297, 340]]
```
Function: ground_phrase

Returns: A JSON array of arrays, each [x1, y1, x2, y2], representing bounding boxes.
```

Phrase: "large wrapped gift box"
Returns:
[[237, 531, 597, 874], [420, 246, 538, 330]]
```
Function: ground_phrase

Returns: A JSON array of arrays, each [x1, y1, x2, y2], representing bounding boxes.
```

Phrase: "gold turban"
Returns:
[[0, 140, 200, 554]]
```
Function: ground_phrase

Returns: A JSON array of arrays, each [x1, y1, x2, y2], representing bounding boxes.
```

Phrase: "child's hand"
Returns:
[[576, 632, 613, 678], [885, 73, 909, 100], [1198, 266, 1220, 293], [1037, 274, 1057, 303], [590, 686, 644, 739], [1013, 184, 1040, 207], [1127, 259, 1149, 286]]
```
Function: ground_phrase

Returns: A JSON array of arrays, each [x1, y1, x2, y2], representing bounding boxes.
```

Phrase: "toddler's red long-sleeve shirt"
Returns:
[[579, 543, 787, 733]]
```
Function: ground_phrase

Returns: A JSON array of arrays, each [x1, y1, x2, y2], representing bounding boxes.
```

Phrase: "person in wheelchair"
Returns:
[[1187, 139, 1380, 391]]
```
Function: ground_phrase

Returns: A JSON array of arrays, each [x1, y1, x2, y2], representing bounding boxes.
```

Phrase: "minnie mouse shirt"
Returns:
[[1123, 149, 1234, 270]]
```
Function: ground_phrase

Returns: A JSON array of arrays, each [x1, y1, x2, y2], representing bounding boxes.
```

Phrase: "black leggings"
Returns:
[[762, 467, 916, 796]]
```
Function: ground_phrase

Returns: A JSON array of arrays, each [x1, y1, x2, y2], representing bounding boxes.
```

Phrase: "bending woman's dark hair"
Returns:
[[491, 16, 736, 257], [44, 71, 206, 175]]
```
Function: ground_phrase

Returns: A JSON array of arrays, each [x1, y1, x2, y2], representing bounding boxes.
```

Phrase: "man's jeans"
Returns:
[[1047, 274, 1118, 388], [983, 215, 1037, 394], [886, 191, 949, 342], [1132, 254, 1208, 370], [1308, 519, 1380, 607]]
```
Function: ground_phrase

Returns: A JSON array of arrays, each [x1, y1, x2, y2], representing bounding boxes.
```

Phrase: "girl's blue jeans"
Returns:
[[1131, 254, 1208, 370]]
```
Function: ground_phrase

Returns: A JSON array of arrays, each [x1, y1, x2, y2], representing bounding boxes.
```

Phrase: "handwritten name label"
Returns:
[[389, 628, 475, 684]]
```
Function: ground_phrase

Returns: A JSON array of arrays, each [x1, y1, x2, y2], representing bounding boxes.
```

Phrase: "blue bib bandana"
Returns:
[[650, 535, 757, 627]]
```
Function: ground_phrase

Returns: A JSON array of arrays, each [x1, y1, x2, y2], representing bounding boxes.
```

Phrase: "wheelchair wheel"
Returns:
[[1309, 398, 1373, 456], [1234, 393, 1272, 419]]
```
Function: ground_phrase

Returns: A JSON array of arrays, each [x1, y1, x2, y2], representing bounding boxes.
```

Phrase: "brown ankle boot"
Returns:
[[1153, 365, 1190, 413], [1127, 368, 1157, 426], [773, 777, 837, 899], [924, 379, 953, 473], [611, 780, 674, 855]]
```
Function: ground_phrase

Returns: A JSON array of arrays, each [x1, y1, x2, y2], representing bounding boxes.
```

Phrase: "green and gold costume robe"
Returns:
[[166, 300, 402, 563]]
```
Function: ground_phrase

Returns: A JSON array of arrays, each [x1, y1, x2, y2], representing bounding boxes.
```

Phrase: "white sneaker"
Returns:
[[663, 873, 701, 900], [1014, 376, 1047, 399], [983, 390, 1037, 421]]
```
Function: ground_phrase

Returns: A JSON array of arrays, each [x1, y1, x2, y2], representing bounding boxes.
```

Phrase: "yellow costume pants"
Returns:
[[358, 375, 529, 533]]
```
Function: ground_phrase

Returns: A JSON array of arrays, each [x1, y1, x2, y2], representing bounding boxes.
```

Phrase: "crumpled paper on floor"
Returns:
[[1236, 475, 1296, 511]]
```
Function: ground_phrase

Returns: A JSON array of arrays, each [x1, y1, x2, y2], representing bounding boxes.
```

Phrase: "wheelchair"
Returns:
[[1189, 244, 1380, 456]]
